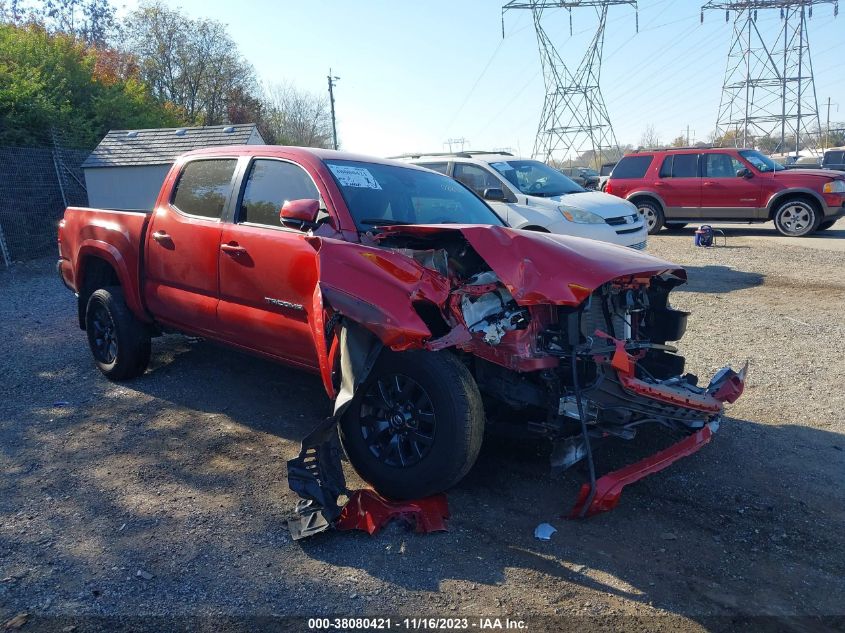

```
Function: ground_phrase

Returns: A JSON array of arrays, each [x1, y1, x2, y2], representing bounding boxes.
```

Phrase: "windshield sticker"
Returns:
[[328, 164, 382, 190], [490, 162, 514, 171]]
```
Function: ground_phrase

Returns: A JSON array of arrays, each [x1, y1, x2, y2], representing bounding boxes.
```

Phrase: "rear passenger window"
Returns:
[[240, 159, 320, 227], [671, 154, 699, 178], [418, 162, 449, 175], [171, 159, 237, 218], [612, 155, 652, 179], [453, 163, 503, 196]]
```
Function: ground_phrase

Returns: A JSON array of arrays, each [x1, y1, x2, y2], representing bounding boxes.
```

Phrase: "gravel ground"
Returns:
[[1, 225, 844, 632]]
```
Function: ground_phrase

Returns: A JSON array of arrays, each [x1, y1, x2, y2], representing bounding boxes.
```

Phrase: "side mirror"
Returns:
[[736, 168, 753, 179], [280, 198, 320, 229], [483, 187, 506, 202]]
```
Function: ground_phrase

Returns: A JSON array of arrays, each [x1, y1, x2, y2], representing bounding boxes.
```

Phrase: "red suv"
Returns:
[[605, 147, 845, 236]]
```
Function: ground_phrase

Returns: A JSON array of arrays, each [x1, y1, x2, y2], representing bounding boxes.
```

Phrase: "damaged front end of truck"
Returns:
[[287, 225, 746, 538]]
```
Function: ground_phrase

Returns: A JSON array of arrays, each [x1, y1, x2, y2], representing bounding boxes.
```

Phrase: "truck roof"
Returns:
[[181, 145, 429, 170]]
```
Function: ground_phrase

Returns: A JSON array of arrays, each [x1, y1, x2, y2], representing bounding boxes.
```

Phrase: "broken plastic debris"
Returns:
[[534, 523, 557, 540], [335, 489, 449, 535]]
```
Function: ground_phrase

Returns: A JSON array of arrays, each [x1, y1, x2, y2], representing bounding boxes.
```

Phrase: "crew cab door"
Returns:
[[655, 153, 701, 219], [145, 158, 238, 334], [217, 158, 322, 368], [700, 152, 764, 219]]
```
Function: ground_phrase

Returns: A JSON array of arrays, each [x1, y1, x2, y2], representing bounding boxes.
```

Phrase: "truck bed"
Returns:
[[58, 207, 152, 322]]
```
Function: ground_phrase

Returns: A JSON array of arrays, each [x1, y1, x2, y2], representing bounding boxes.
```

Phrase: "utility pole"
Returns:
[[327, 69, 340, 150], [825, 97, 839, 150], [444, 138, 469, 152]]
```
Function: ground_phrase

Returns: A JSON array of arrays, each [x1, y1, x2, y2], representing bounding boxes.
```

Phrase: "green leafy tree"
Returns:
[[0, 22, 181, 147]]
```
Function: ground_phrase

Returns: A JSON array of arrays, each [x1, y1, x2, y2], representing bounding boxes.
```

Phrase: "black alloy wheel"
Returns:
[[359, 374, 437, 468]]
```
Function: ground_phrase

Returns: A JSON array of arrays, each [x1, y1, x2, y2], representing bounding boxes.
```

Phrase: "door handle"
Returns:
[[703, 181, 715, 187], [152, 230, 170, 243], [654, 181, 665, 186], [220, 242, 247, 256]]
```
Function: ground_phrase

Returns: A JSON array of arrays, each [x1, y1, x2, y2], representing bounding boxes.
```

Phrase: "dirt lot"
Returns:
[[2, 222, 844, 631]]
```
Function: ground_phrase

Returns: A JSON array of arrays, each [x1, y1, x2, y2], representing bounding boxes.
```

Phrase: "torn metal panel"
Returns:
[[310, 236, 450, 350], [375, 224, 686, 305]]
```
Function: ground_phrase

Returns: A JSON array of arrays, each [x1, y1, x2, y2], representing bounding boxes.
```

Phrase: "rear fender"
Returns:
[[76, 240, 149, 324]]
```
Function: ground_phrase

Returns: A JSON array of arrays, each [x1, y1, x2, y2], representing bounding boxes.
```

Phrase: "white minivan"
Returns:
[[398, 152, 648, 249]]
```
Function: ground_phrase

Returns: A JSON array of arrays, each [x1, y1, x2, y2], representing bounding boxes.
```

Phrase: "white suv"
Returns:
[[398, 152, 648, 249]]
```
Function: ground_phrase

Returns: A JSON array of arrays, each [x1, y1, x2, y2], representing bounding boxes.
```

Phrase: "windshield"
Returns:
[[739, 150, 785, 172], [580, 168, 599, 177], [324, 160, 505, 230], [488, 160, 584, 197]]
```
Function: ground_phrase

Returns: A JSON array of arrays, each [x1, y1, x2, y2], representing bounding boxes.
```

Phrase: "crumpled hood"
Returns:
[[377, 224, 685, 305], [538, 190, 636, 218]]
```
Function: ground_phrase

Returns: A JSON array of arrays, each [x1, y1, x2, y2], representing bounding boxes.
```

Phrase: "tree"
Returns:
[[1, 0, 118, 46], [262, 82, 334, 148], [0, 22, 179, 147], [670, 135, 687, 147], [639, 124, 660, 149], [123, 2, 257, 126]]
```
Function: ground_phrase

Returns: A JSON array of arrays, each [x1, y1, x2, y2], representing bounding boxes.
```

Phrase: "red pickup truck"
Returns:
[[58, 146, 744, 512]]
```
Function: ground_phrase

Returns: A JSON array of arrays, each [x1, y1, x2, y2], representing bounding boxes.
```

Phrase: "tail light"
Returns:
[[605, 181, 614, 195]]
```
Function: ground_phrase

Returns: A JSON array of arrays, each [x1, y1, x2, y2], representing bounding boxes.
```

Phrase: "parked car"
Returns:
[[397, 151, 647, 249], [783, 156, 821, 170], [822, 148, 845, 172], [598, 162, 617, 191], [559, 166, 600, 190], [605, 147, 845, 236], [58, 146, 744, 509]]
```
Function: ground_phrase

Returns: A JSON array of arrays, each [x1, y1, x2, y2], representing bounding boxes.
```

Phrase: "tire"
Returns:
[[817, 219, 836, 231], [636, 199, 665, 234], [664, 222, 688, 231], [339, 350, 484, 500], [85, 286, 151, 380], [772, 198, 821, 236]]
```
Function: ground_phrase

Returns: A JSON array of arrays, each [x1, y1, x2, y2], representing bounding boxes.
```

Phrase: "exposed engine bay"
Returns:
[[376, 228, 745, 456]]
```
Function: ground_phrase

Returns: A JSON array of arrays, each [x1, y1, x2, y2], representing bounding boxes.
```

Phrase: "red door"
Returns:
[[216, 158, 323, 369], [144, 158, 238, 335], [700, 152, 764, 219], [654, 153, 701, 218]]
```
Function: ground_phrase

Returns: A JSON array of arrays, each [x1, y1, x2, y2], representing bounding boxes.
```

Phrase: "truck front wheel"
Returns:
[[339, 350, 484, 500], [85, 287, 151, 381]]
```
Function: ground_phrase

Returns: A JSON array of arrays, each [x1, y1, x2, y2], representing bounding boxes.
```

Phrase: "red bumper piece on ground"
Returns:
[[568, 422, 716, 518], [335, 489, 450, 535]]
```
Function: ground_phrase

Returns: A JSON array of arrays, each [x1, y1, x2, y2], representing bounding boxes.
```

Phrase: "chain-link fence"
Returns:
[[0, 136, 90, 267]]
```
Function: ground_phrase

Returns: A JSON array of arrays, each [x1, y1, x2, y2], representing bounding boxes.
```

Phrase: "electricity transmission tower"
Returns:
[[502, 1, 638, 165], [702, 0, 838, 155]]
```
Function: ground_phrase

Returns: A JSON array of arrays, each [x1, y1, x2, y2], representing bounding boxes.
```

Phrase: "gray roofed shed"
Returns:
[[82, 124, 265, 209]]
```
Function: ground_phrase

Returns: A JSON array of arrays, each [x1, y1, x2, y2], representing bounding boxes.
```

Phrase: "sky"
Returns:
[[123, 0, 845, 158]]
